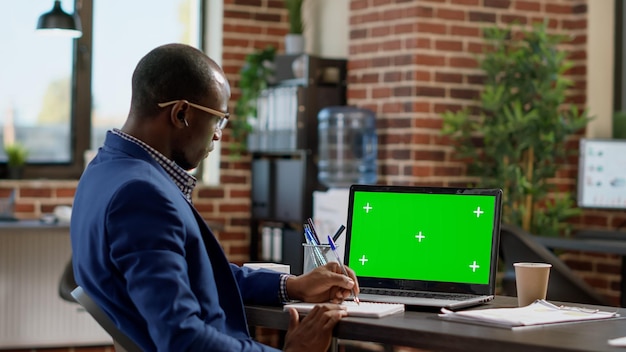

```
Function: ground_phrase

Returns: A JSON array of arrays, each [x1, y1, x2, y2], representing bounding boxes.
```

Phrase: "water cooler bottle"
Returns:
[[317, 106, 377, 188]]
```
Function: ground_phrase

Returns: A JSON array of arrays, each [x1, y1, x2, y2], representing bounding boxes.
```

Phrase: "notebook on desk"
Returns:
[[344, 184, 503, 310]]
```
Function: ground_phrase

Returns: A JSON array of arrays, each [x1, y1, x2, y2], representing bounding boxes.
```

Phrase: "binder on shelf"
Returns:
[[261, 226, 273, 261], [247, 55, 347, 153], [281, 227, 305, 275], [248, 85, 299, 152], [271, 227, 283, 262], [274, 159, 305, 222], [251, 159, 272, 218]]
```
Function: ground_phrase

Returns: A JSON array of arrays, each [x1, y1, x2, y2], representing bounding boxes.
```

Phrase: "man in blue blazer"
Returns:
[[70, 43, 358, 352]]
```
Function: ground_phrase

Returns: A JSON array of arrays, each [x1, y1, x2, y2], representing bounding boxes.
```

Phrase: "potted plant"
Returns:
[[231, 46, 276, 154], [284, 0, 304, 54], [4, 142, 29, 179], [441, 21, 590, 237]]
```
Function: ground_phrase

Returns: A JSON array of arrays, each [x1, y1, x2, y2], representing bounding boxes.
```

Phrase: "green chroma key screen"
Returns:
[[348, 190, 497, 285]]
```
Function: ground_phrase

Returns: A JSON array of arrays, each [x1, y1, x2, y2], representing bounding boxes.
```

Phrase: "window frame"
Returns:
[[10, 0, 210, 180], [615, 0, 625, 112], [5, 0, 93, 180]]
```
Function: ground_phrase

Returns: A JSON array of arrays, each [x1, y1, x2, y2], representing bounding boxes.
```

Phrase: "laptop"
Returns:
[[344, 184, 503, 310]]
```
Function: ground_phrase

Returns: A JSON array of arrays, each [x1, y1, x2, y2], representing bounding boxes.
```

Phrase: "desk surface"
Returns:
[[246, 296, 626, 352]]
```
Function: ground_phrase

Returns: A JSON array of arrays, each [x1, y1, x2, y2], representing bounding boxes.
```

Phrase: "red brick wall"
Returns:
[[217, 0, 291, 265], [347, 0, 588, 187], [0, 181, 77, 218], [346, 0, 623, 305]]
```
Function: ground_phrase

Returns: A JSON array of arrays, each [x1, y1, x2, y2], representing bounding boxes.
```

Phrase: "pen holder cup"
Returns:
[[302, 244, 336, 274]]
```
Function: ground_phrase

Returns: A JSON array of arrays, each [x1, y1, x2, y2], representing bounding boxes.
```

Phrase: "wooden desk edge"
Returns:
[[246, 297, 626, 352]]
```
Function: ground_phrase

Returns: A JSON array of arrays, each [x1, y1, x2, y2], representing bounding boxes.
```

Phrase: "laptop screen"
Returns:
[[345, 185, 503, 294]]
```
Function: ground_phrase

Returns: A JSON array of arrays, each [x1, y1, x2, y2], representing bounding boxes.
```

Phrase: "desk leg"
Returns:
[[330, 337, 338, 352]]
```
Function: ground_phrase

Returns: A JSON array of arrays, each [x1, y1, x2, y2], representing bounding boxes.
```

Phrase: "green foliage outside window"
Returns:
[[441, 21, 591, 237]]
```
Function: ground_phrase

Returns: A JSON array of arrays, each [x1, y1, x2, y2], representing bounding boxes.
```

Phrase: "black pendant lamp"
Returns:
[[36, 0, 82, 38]]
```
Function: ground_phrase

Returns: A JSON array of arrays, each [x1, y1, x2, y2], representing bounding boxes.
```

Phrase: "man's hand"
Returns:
[[287, 262, 360, 303], [283, 304, 347, 352]]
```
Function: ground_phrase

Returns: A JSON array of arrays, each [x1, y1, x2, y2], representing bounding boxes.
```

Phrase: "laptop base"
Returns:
[[356, 293, 494, 311]]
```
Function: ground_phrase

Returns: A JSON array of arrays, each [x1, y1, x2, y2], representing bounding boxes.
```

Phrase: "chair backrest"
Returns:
[[499, 224, 611, 306], [58, 259, 77, 303], [71, 286, 143, 352]]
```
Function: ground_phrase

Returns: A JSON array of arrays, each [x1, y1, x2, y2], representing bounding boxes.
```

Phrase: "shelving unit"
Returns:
[[249, 54, 346, 275]]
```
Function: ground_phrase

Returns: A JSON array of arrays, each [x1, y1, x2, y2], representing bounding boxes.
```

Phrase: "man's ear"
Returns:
[[170, 101, 189, 128], [177, 111, 189, 127]]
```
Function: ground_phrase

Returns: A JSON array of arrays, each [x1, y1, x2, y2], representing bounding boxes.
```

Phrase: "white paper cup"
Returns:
[[514, 262, 552, 306]]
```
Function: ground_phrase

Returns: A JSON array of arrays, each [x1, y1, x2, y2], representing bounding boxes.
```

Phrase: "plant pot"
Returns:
[[285, 33, 305, 54], [8, 166, 23, 179]]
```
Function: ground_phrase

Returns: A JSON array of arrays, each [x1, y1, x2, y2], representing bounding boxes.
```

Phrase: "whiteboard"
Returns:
[[578, 139, 626, 209]]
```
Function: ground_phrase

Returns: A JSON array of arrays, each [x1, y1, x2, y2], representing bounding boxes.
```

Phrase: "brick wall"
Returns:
[[346, 0, 623, 305], [0, 181, 77, 219], [218, 0, 291, 265], [347, 0, 588, 187]]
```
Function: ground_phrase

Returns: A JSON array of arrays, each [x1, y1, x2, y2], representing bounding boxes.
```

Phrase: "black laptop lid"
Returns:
[[344, 184, 503, 296]]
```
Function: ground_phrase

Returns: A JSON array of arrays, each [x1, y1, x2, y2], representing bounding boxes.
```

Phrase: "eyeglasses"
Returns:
[[158, 100, 229, 130]]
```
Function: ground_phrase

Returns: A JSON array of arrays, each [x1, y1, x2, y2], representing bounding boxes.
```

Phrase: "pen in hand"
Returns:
[[327, 235, 360, 305]]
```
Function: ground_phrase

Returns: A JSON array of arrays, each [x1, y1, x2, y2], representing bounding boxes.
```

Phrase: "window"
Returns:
[[0, 0, 75, 174], [0, 0, 206, 179], [91, 0, 203, 150]]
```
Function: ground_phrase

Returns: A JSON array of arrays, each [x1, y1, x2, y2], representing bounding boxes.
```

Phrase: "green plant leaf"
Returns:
[[440, 21, 591, 236], [285, 0, 304, 34], [3, 143, 29, 167]]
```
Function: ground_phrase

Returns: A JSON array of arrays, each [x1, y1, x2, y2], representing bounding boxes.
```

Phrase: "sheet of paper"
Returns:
[[608, 336, 626, 346], [439, 300, 619, 329]]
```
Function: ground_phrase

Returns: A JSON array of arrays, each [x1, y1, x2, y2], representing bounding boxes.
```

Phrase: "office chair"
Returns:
[[58, 258, 77, 302], [499, 224, 611, 306], [71, 286, 143, 352]]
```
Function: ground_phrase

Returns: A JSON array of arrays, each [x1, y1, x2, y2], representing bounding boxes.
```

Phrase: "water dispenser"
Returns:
[[317, 106, 377, 188]]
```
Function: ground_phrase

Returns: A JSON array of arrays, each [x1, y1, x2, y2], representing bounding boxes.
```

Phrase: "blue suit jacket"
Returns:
[[71, 131, 283, 351]]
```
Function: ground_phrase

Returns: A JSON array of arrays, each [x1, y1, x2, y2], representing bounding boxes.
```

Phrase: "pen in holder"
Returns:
[[302, 243, 334, 274]]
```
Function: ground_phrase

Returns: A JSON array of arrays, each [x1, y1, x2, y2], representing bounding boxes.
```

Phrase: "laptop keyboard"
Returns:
[[361, 288, 476, 301]]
